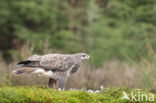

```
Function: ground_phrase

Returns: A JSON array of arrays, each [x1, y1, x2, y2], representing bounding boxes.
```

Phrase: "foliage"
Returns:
[[0, 0, 156, 66], [0, 86, 155, 103]]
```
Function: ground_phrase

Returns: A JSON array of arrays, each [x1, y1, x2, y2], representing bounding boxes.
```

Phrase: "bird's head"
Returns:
[[75, 53, 91, 60]]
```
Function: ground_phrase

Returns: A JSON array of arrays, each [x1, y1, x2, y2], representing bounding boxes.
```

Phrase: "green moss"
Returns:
[[0, 86, 155, 103]]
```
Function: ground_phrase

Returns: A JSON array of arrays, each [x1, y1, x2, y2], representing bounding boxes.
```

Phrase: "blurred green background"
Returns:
[[0, 0, 156, 67], [0, 0, 156, 89]]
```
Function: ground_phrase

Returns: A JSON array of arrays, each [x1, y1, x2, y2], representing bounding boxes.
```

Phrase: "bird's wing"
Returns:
[[28, 55, 41, 61], [15, 54, 79, 72], [39, 54, 76, 71]]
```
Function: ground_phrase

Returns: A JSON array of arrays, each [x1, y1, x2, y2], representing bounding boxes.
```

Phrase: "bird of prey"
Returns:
[[12, 53, 90, 90]]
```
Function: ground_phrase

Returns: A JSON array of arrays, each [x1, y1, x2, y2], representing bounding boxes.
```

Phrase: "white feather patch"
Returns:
[[12, 70, 16, 73], [33, 68, 44, 73], [33, 68, 53, 77], [43, 70, 53, 76]]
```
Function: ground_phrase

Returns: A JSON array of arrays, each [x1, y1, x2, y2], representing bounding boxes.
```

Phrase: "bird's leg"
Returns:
[[48, 78, 57, 89], [56, 79, 66, 91]]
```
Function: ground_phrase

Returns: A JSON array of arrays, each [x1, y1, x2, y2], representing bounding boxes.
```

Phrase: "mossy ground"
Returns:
[[0, 86, 155, 103]]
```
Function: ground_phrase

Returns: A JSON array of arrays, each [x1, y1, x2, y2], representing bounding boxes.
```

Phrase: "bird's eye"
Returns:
[[82, 55, 86, 57]]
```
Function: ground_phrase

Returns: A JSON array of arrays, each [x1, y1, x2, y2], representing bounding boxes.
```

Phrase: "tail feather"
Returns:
[[18, 60, 32, 65], [12, 60, 40, 74], [13, 70, 24, 74], [14, 60, 31, 70], [17, 60, 40, 67], [14, 64, 24, 69], [12, 67, 37, 74]]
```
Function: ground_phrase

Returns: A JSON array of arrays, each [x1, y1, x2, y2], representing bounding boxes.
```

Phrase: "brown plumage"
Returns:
[[12, 53, 90, 90]]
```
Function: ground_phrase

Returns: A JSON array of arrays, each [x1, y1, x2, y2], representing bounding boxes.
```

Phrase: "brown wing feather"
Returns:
[[39, 54, 77, 71], [28, 55, 41, 61], [15, 54, 80, 72]]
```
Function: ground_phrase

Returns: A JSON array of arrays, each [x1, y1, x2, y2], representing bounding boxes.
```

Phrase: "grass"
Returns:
[[0, 86, 155, 103], [0, 43, 156, 103]]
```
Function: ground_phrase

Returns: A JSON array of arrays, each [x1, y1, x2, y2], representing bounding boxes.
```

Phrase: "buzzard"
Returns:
[[12, 53, 90, 90]]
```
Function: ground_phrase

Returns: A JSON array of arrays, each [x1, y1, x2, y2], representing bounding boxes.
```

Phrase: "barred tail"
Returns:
[[12, 67, 37, 74], [12, 69, 24, 74]]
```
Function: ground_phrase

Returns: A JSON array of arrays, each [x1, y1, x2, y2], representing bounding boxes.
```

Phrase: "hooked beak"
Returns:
[[87, 55, 91, 59]]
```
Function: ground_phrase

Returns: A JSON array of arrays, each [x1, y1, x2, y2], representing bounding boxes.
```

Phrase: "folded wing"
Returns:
[[39, 54, 75, 71], [15, 54, 77, 71]]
